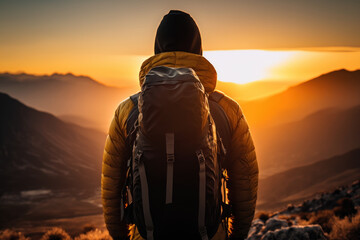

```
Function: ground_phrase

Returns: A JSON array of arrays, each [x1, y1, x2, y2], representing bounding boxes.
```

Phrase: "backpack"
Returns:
[[123, 66, 231, 240]]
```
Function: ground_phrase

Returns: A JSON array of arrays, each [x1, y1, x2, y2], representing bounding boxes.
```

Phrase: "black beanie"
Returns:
[[154, 10, 202, 55]]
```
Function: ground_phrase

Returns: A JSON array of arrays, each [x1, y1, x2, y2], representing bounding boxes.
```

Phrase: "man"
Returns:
[[102, 10, 258, 240]]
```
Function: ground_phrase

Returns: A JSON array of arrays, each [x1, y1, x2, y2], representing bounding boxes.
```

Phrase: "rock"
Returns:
[[263, 218, 288, 233], [247, 219, 264, 239], [261, 225, 327, 240], [287, 204, 295, 211], [258, 213, 270, 223], [300, 200, 311, 212], [333, 197, 357, 219], [246, 233, 262, 240]]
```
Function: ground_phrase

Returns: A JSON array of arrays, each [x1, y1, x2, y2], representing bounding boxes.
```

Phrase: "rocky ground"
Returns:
[[246, 180, 360, 240]]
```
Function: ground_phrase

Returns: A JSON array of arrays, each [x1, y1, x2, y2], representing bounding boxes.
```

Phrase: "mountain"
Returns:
[[257, 148, 360, 210], [0, 72, 137, 131], [216, 80, 293, 101], [2, 69, 359, 131], [241, 69, 360, 128], [0, 92, 106, 194], [58, 114, 98, 128], [253, 105, 360, 176]]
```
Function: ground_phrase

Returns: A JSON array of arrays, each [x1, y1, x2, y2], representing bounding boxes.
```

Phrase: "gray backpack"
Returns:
[[123, 66, 231, 240]]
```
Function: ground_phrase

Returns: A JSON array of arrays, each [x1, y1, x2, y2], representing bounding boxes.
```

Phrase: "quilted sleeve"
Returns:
[[220, 97, 259, 239], [101, 99, 134, 239]]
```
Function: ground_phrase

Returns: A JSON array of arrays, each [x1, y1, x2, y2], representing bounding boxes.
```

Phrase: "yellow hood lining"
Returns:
[[139, 51, 217, 93]]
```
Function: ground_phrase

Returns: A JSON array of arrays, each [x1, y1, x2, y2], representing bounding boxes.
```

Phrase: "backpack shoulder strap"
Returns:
[[209, 91, 224, 103], [122, 92, 140, 223], [208, 91, 232, 152], [126, 92, 140, 135], [209, 91, 233, 227]]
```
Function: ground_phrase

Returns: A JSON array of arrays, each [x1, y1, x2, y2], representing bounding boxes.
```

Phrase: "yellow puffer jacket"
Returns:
[[102, 52, 258, 240]]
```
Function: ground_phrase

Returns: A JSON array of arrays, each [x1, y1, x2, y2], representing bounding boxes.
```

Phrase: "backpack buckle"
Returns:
[[134, 150, 143, 162], [167, 154, 175, 162], [196, 150, 205, 163]]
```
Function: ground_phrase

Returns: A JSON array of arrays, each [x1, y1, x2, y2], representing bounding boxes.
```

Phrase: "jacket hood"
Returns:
[[139, 51, 217, 92], [154, 10, 202, 55]]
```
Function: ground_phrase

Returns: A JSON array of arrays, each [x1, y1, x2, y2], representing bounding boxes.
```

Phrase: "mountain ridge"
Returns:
[[254, 104, 360, 177], [0, 72, 107, 87], [0, 92, 105, 194], [241, 68, 360, 128], [0, 72, 136, 131], [258, 147, 360, 210], [291, 68, 360, 88]]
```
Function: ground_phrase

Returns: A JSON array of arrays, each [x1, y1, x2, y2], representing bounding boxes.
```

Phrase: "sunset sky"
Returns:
[[1, 0, 359, 87]]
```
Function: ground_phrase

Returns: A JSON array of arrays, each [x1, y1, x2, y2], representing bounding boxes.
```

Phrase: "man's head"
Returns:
[[154, 10, 202, 55]]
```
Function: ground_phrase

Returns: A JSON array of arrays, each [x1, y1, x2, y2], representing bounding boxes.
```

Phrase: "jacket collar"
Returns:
[[139, 51, 217, 92]]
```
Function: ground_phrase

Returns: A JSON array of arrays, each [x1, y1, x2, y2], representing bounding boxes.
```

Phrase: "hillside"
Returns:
[[253, 105, 360, 176], [216, 80, 292, 101], [0, 72, 136, 130], [258, 148, 360, 210], [241, 69, 360, 128], [0, 92, 105, 194]]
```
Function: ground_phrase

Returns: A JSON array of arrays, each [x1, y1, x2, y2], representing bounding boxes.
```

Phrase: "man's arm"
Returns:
[[222, 100, 259, 240], [101, 99, 134, 239]]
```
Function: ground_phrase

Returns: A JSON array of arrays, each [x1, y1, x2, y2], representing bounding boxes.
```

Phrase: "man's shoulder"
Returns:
[[214, 90, 243, 121], [114, 97, 135, 124]]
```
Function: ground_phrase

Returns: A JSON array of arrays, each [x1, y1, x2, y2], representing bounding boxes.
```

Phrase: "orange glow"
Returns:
[[1, 49, 359, 92], [204, 49, 360, 85], [269, 49, 360, 81], [204, 50, 295, 84]]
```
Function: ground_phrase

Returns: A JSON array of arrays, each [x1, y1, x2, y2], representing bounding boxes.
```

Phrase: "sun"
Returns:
[[204, 50, 294, 84]]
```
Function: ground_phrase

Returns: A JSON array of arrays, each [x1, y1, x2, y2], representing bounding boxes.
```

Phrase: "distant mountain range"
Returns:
[[0, 72, 136, 131], [254, 105, 360, 176], [242, 69, 360, 128], [1, 69, 359, 131], [2, 69, 359, 131], [258, 148, 360, 210], [0, 92, 105, 194]]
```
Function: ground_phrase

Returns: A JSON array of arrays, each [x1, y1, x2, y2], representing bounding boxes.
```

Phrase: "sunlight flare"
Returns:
[[204, 50, 295, 84]]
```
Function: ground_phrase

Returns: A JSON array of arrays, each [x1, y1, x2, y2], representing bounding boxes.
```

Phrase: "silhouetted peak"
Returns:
[[316, 68, 349, 78], [311, 68, 359, 81], [288, 68, 360, 90], [0, 92, 22, 107], [51, 72, 74, 77], [47, 72, 104, 86], [0, 72, 105, 86], [0, 91, 11, 99], [0, 91, 62, 130], [0, 92, 42, 111]]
